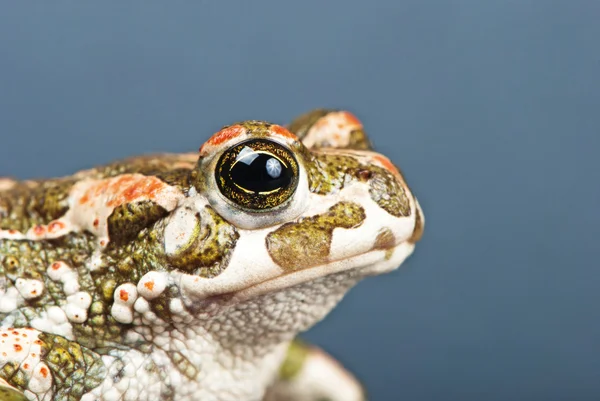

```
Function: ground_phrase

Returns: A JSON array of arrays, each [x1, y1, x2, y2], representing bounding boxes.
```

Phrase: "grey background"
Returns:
[[1, 1, 598, 400]]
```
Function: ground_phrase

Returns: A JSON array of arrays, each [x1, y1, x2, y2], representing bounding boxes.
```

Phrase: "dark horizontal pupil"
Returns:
[[230, 148, 292, 193]]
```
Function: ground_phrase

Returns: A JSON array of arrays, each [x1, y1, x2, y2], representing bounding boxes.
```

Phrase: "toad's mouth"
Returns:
[[222, 241, 415, 304]]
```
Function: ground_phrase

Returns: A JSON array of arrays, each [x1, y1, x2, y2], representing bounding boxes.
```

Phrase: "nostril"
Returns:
[[356, 169, 373, 181]]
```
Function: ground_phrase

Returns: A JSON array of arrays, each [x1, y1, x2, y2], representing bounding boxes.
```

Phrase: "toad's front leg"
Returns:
[[264, 339, 367, 401]]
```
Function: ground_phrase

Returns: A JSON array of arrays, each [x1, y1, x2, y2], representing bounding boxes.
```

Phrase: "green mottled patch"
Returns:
[[287, 109, 333, 140], [367, 165, 411, 217], [0, 332, 106, 401], [373, 230, 397, 261], [266, 202, 366, 271], [0, 363, 24, 394], [38, 333, 107, 401], [79, 230, 177, 348], [373, 228, 396, 250], [234, 120, 275, 136], [154, 168, 193, 190], [0, 234, 95, 321], [167, 350, 199, 380], [166, 206, 239, 277], [107, 200, 168, 245], [304, 153, 411, 218], [0, 233, 134, 350], [148, 284, 181, 323], [0, 178, 75, 232], [304, 153, 361, 195], [0, 378, 27, 401], [348, 128, 373, 150], [279, 339, 311, 381], [93, 155, 195, 190]]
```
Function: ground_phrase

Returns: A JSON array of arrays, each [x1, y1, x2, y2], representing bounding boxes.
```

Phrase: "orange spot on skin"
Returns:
[[373, 154, 401, 178], [100, 240, 107, 247], [1, 333, 7, 337], [23, 363, 29, 369], [32, 225, 45, 236], [200, 125, 246, 153], [14, 344, 22, 352], [8, 229, 17, 234], [340, 111, 363, 127], [144, 281, 155, 291], [271, 124, 298, 140], [48, 220, 65, 233], [313, 111, 363, 137], [31, 290, 37, 295], [39, 367, 49, 378], [35, 340, 43, 345], [51, 262, 61, 270], [79, 174, 175, 211], [119, 289, 129, 302], [79, 193, 90, 204], [93, 218, 99, 227]]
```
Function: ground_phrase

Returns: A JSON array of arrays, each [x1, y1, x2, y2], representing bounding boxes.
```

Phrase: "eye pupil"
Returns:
[[231, 153, 290, 193], [216, 139, 299, 210]]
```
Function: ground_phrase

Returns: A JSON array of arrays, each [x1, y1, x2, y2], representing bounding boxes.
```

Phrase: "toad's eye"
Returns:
[[215, 139, 299, 210]]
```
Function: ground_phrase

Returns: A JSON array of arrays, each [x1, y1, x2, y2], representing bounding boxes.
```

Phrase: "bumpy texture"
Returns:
[[0, 110, 423, 401]]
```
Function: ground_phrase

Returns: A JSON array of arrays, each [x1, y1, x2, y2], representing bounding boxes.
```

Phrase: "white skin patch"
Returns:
[[361, 241, 416, 277], [328, 182, 416, 260], [0, 286, 23, 314], [163, 202, 202, 256], [81, 351, 166, 401], [46, 261, 80, 295], [62, 291, 92, 324], [0, 178, 17, 191], [111, 283, 138, 324], [14, 278, 44, 300], [0, 328, 53, 398], [29, 306, 74, 340], [137, 271, 169, 300]]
